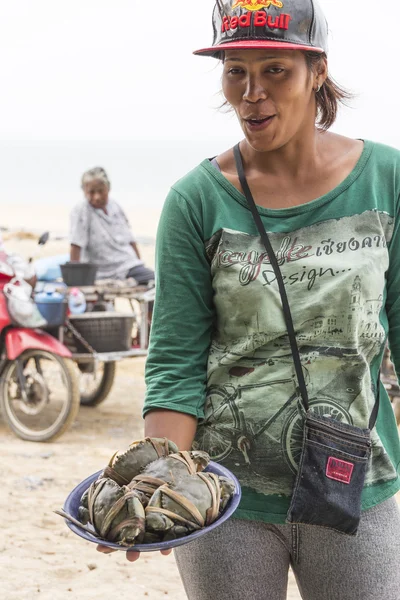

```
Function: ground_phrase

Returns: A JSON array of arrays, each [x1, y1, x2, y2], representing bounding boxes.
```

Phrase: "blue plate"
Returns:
[[62, 461, 241, 552]]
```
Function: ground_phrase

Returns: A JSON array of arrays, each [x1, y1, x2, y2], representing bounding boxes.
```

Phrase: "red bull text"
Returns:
[[222, 11, 291, 33]]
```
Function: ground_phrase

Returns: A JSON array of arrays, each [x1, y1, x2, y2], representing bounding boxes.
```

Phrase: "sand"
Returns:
[[0, 213, 397, 600]]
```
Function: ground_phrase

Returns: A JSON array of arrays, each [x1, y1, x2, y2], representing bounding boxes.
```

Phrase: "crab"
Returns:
[[102, 437, 179, 487], [129, 450, 210, 505], [78, 477, 146, 546], [145, 472, 235, 542]]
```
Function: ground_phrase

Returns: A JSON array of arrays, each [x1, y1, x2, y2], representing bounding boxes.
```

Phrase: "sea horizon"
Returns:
[[0, 137, 237, 211]]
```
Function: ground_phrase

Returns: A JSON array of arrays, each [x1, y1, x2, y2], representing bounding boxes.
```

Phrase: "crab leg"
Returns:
[[54, 510, 101, 538]]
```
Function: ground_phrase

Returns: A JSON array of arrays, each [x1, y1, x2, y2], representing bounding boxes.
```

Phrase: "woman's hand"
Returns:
[[95, 411, 196, 562], [96, 544, 172, 562]]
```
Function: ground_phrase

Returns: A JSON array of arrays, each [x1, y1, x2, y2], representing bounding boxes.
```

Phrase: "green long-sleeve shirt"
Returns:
[[144, 140, 400, 523]]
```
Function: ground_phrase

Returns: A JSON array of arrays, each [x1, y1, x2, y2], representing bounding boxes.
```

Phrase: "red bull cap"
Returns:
[[194, 0, 328, 57]]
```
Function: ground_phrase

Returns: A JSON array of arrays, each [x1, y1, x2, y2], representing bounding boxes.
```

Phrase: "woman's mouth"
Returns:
[[244, 116, 275, 131]]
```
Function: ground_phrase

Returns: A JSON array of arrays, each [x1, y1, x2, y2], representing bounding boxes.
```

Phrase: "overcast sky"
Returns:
[[0, 0, 399, 146]]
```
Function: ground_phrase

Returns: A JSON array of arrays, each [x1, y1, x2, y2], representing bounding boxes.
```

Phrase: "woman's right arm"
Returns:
[[143, 186, 215, 435], [144, 409, 197, 450]]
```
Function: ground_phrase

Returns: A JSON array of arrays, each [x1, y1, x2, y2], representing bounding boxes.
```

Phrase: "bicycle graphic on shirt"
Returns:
[[195, 376, 353, 473]]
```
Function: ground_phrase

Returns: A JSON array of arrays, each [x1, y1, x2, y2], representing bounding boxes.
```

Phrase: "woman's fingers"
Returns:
[[96, 544, 138, 560], [126, 551, 141, 562], [96, 545, 173, 561], [96, 545, 116, 554]]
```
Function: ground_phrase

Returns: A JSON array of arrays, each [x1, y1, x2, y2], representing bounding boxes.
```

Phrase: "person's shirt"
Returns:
[[144, 139, 400, 524], [69, 198, 143, 280]]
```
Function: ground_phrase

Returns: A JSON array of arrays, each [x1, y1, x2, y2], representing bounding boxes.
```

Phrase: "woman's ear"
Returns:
[[316, 55, 328, 88]]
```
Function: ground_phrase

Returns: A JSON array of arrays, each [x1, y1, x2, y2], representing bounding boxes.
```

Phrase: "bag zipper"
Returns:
[[307, 415, 371, 446]]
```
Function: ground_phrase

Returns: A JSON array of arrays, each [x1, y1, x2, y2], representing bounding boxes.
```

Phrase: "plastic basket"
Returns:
[[61, 263, 98, 286], [69, 312, 135, 353], [37, 300, 67, 327]]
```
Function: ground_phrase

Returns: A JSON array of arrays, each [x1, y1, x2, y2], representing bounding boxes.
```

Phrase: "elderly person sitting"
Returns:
[[69, 167, 154, 285]]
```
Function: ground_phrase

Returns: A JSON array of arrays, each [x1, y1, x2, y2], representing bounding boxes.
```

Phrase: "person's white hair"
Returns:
[[81, 167, 110, 190]]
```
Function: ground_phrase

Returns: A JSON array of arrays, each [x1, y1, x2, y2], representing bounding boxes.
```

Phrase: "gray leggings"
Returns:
[[174, 497, 400, 600]]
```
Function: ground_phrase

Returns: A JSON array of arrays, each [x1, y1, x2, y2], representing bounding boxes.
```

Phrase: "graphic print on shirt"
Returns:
[[194, 210, 397, 496]]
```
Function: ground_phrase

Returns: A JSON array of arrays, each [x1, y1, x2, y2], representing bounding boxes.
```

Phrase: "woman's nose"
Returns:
[[243, 76, 268, 103]]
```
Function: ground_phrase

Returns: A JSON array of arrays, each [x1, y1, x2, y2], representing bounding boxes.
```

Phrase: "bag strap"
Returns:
[[369, 372, 380, 430], [233, 143, 380, 428]]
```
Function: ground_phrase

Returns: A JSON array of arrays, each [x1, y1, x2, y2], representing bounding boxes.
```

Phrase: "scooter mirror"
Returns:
[[38, 231, 50, 246]]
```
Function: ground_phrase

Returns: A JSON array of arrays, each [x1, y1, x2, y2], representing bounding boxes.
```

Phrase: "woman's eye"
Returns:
[[225, 66, 285, 76]]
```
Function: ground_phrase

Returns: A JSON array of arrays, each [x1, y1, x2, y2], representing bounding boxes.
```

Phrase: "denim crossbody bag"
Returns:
[[234, 144, 379, 536]]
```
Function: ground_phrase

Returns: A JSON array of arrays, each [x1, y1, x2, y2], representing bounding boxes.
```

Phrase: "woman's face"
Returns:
[[222, 49, 323, 153], [83, 180, 109, 209]]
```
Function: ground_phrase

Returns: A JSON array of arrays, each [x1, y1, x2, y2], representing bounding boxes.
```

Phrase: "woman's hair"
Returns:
[[304, 52, 351, 130], [220, 51, 351, 131], [81, 167, 111, 190]]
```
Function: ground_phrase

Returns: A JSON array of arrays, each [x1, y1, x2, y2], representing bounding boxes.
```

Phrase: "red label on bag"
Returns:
[[326, 457, 354, 484]]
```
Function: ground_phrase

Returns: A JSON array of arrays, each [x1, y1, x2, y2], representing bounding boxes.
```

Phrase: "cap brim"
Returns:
[[194, 40, 324, 57]]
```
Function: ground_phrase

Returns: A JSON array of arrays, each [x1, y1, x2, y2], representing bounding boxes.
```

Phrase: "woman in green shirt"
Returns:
[[100, 0, 400, 597]]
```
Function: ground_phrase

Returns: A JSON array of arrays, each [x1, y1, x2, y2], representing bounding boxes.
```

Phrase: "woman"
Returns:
[[99, 0, 400, 597]]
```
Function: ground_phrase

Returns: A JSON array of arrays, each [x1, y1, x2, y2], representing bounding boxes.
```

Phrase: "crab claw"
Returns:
[[190, 451, 211, 472], [111, 493, 146, 546], [145, 512, 175, 533], [78, 488, 90, 524], [84, 478, 146, 546], [218, 476, 236, 513]]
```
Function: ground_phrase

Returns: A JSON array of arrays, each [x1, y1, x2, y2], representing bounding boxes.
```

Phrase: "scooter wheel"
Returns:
[[0, 350, 80, 442], [78, 361, 116, 407]]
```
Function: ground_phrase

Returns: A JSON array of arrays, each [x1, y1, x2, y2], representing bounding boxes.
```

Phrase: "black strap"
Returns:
[[233, 143, 380, 428], [369, 370, 380, 430]]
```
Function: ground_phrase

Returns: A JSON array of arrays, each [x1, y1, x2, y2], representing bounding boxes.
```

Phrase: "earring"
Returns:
[[315, 84, 321, 93]]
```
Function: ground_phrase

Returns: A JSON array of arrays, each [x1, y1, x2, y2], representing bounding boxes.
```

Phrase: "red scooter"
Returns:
[[0, 253, 79, 442]]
